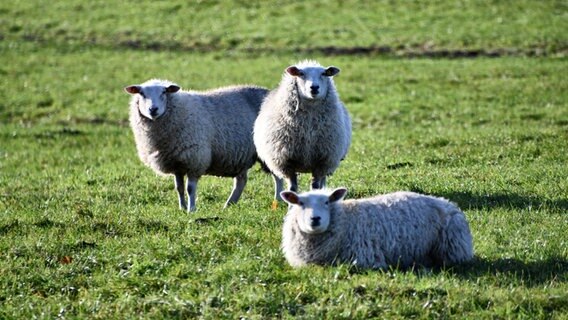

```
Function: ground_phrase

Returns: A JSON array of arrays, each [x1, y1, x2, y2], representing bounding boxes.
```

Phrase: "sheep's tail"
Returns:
[[436, 208, 474, 266]]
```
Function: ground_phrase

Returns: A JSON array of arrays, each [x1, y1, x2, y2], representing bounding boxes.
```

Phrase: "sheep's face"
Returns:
[[125, 83, 180, 120], [286, 65, 340, 101], [281, 188, 347, 234]]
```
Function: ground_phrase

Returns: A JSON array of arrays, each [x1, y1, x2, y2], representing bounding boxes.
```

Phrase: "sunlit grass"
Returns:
[[0, 1, 567, 318]]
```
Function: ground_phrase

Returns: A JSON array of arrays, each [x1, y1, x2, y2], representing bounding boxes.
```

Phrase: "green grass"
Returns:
[[1, 1, 567, 318], [2, 0, 567, 54]]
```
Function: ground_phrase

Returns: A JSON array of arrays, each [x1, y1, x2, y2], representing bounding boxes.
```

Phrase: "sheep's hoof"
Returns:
[[271, 200, 279, 210]]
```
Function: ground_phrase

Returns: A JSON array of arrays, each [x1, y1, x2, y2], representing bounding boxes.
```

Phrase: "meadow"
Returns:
[[0, 0, 567, 318]]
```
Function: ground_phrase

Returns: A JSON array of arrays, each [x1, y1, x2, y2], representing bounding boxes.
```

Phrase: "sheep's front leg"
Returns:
[[187, 177, 198, 212], [225, 170, 248, 208], [174, 174, 187, 210]]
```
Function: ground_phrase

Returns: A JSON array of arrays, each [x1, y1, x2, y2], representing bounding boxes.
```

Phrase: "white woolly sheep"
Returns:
[[124, 79, 283, 212], [253, 60, 352, 193], [281, 188, 474, 269]]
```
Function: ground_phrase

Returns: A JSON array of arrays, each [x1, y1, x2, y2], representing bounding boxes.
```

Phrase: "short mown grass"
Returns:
[[1, 1, 567, 318]]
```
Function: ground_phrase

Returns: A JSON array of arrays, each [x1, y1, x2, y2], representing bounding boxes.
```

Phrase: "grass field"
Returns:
[[1, 0, 567, 318]]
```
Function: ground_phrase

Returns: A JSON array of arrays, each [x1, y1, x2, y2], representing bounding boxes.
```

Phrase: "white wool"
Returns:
[[253, 60, 352, 192], [281, 188, 474, 269], [125, 79, 282, 211]]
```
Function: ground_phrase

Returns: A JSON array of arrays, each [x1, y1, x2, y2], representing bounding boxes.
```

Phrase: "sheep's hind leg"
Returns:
[[273, 175, 284, 201], [270, 174, 285, 210], [287, 173, 298, 192], [282, 174, 299, 210], [225, 170, 248, 208], [187, 177, 198, 212], [174, 174, 187, 210], [311, 175, 326, 190]]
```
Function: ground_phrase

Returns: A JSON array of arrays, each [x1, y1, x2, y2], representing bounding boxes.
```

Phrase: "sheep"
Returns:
[[281, 188, 474, 269], [124, 79, 283, 212], [253, 60, 352, 193]]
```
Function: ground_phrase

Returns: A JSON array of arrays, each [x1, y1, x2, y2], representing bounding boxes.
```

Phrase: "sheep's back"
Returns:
[[130, 85, 268, 178], [342, 192, 450, 268], [198, 86, 269, 176]]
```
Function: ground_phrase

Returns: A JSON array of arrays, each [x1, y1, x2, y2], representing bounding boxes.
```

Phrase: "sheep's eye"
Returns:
[[325, 200, 329, 205], [298, 71, 305, 77], [298, 201, 304, 206]]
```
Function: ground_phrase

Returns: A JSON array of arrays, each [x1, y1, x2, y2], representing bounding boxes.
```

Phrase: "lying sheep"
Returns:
[[281, 188, 474, 269], [254, 60, 352, 192], [124, 79, 283, 212]]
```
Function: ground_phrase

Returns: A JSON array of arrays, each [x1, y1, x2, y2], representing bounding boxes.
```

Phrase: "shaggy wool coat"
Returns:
[[282, 191, 474, 269], [253, 63, 351, 180], [129, 85, 268, 179]]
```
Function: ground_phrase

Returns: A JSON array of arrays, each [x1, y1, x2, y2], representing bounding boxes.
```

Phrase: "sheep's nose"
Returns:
[[149, 107, 158, 116], [310, 216, 321, 227], [310, 85, 320, 94]]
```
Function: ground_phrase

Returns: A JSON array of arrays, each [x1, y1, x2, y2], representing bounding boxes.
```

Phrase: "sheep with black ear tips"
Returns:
[[253, 60, 352, 193], [124, 79, 283, 212], [281, 188, 474, 269]]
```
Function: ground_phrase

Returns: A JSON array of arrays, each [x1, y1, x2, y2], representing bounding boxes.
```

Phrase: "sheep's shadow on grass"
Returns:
[[408, 188, 568, 212], [447, 256, 568, 287], [346, 257, 567, 288]]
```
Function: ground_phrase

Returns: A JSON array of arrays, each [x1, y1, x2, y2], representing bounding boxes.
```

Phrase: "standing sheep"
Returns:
[[281, 188, 474, 269], [124, 79, 283, 212], [253, 60, 352, 193]]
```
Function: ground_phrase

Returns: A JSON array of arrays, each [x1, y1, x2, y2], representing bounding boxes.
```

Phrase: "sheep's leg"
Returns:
[[186, 177, 198, 212], [225, 170, 248, 208], [174, 174, 187, 210], [269, 174, 285, 210], [287, 174, 298, 192], [273, 175, 284, 201], [311, 176, 326, 190], [310, 176, 320, 189]]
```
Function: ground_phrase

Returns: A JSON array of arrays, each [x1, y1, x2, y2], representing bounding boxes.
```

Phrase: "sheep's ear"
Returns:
[[166, 85, 180, 93], [286, 66, 303, 77], [124, 85, 141, 94], [323, 66, 340, 77], [328, 188, 347, 203], [280, 191, 301, 205]]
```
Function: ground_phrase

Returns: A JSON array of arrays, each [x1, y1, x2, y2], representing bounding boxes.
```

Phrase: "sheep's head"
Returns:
[[124, 80, 180, 120], [281, 188, 347, 234], [286, 61, 340, 101]]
